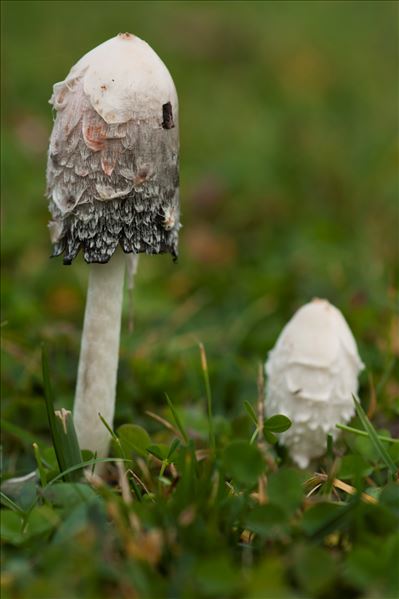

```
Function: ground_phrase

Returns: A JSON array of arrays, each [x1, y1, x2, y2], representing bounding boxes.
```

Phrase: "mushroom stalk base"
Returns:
[[73, 249, 126, 458]]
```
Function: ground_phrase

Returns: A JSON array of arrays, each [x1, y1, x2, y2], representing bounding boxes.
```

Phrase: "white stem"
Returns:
[[73, 249, 126, 458]]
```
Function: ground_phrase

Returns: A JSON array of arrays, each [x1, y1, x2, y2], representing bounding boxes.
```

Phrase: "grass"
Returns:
[[1, 1, 398, 598]]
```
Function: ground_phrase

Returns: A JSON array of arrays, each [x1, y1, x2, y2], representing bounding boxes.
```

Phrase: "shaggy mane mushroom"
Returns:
[[265, 298, 364, 468], [46, 33, 180, 458]]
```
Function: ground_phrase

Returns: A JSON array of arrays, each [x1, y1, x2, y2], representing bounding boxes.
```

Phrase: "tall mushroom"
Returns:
[[46, 33, 180, 458]]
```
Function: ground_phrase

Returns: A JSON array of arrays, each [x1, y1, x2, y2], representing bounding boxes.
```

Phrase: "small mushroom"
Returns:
[[46, 33, 180, 458], [265, 299, 364, 468]]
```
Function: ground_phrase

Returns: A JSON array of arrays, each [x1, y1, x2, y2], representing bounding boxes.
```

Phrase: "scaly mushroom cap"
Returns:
[[265, 298, 364, 468], [47, 33, 180, 264]]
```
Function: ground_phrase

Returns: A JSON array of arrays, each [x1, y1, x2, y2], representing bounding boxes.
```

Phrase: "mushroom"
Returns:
[[46, 33, 180, 458], [265, 299, 364, 468]]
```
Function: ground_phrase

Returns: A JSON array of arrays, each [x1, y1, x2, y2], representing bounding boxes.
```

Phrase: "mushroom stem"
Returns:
[[73, 248, 127, 457]]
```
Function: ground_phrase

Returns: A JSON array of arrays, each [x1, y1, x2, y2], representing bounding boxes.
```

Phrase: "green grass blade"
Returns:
[[336, 423, 399, 444], [0, 491, 26, 516], [33, 443, 47, 486], [199, 343, 215, 451], [98, 413, 118, 443], [53, 410, 82, 481], [128, 473, 142, 502], [353, 395, 397, 479], [249, 428, 259, 445], [41, 344, 82, 481], [165, 393, 189, 444], [42, 344, 65, 473], [167, 438, 181, 460]]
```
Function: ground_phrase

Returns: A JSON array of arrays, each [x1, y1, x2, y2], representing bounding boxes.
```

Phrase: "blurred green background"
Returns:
[[1, 0, 398, 472]]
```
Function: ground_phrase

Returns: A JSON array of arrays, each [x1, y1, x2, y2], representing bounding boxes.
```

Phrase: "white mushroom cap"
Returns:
[[51, 32, 178, 124], [265, 298, 364, 468], [47, 32, 180, 264]]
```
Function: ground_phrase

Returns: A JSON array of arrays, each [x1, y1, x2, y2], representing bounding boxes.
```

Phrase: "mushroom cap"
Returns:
[[53, 32, 178, 124], [46, 33, 180, 264], [265, 299, 364, 468], [267, 298, 363, 373]]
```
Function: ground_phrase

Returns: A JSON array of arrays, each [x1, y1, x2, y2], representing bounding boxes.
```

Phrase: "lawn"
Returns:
[[1, 1, 398, 598]]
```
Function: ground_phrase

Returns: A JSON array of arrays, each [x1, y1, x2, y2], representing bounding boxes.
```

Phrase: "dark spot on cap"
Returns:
[[118, 32, 134, 40], [162, 102, 174, 129]]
